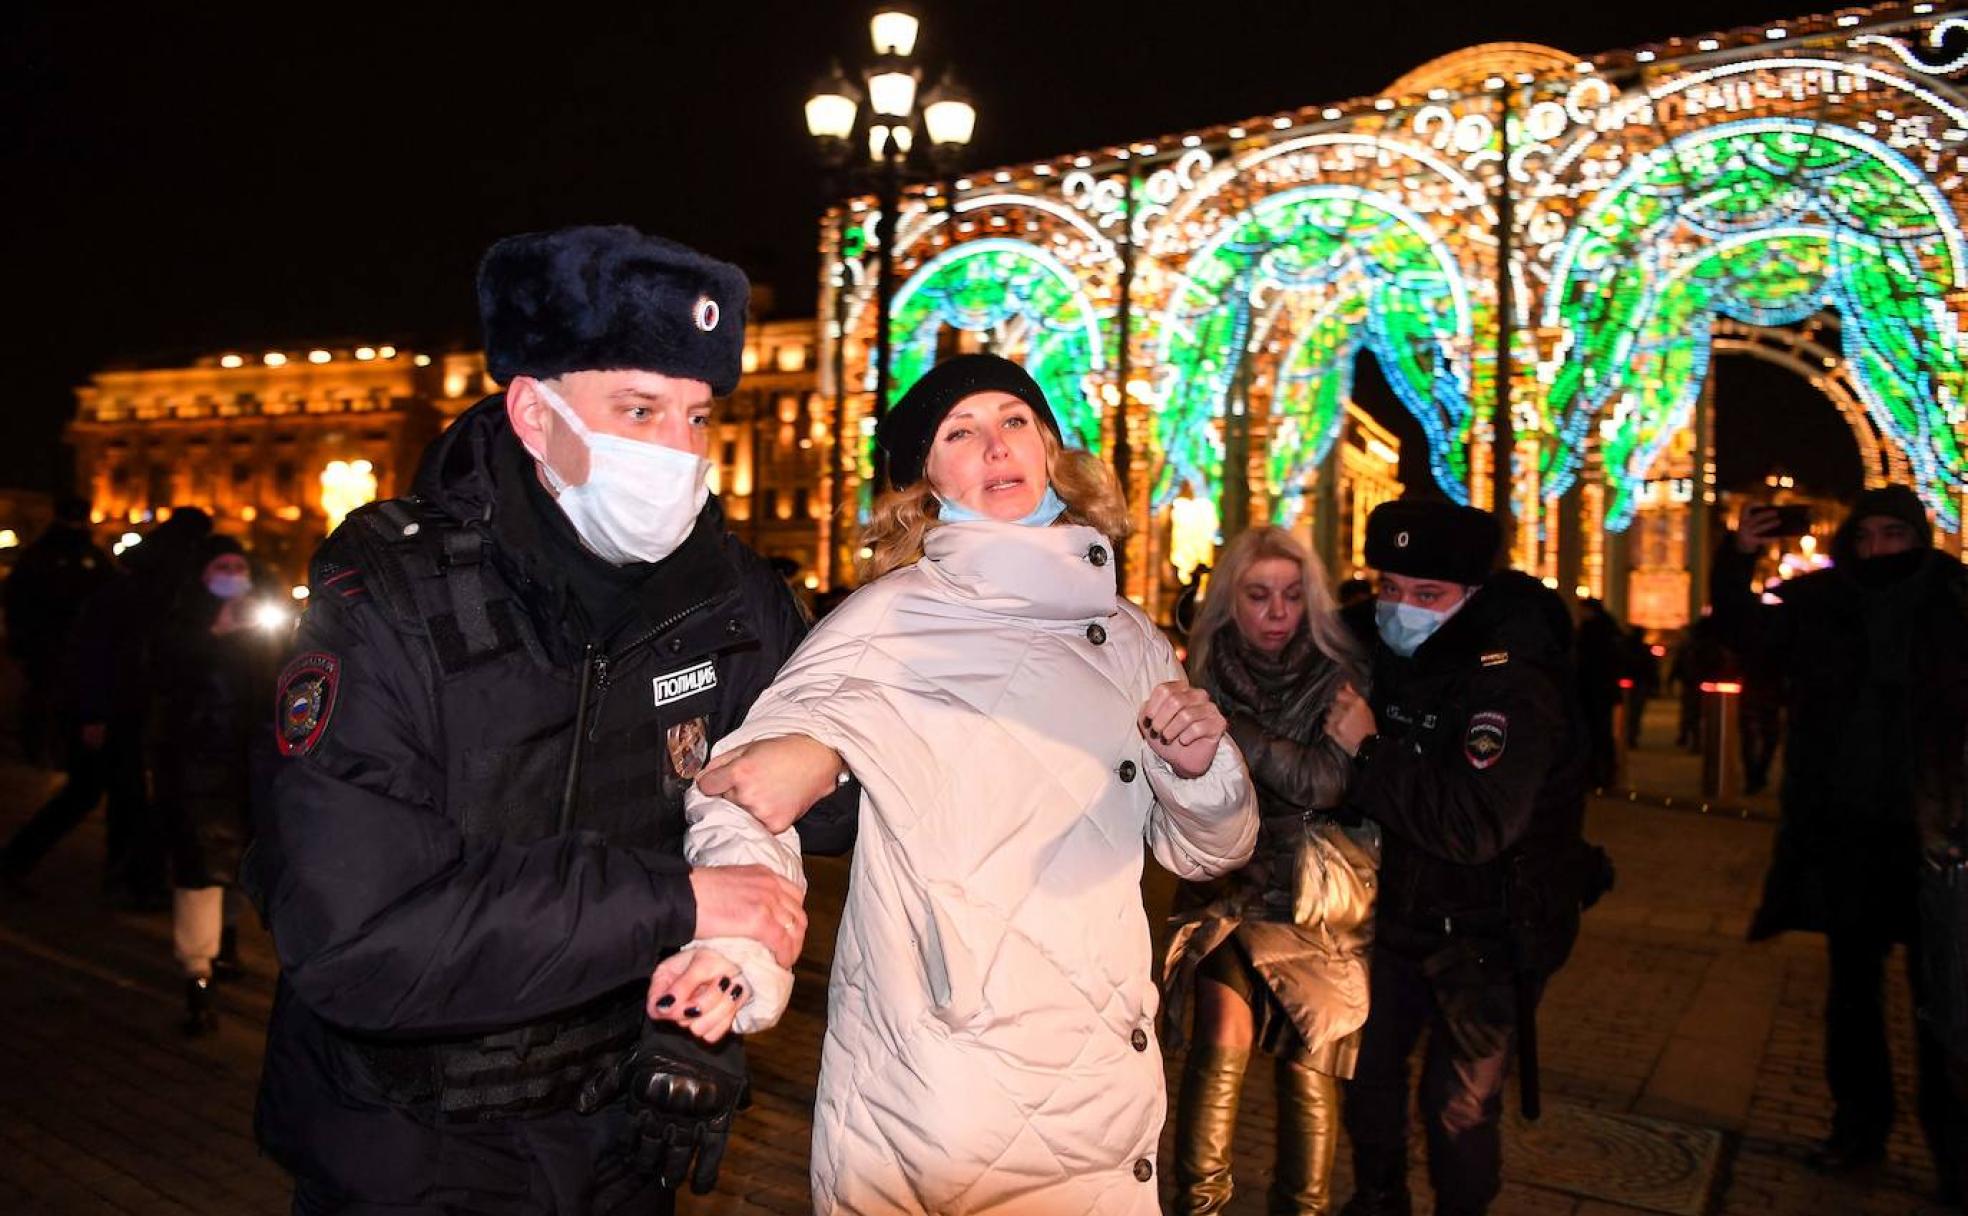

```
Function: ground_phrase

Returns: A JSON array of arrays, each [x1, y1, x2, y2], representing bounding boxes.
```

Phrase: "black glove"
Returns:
[[580, 1024, 748, 1196]]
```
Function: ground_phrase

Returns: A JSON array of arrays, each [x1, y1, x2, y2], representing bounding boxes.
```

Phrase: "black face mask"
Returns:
[[1852, 547, 1925, 589]]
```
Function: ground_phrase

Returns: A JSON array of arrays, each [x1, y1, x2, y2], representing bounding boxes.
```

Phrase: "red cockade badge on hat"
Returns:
[[275, 652, 340, 758], [1464, 710, 1507, 770]]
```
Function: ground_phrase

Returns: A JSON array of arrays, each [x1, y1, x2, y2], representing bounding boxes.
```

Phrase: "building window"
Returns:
[[761, 489, 779, 518], [232, 463, 253, 485], [793, 488, 811, 519]]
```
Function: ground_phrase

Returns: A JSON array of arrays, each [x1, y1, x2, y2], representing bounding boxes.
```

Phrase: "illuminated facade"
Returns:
[[716, 320, 837, 589], [69, 347, 486, 579], [821, 4, 1968, 613], [67, 323, 845, 587]]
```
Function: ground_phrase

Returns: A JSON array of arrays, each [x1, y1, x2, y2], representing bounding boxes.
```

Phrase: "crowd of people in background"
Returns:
[[0, 221, 1959, 1216], [0, 500, 283, 1034]]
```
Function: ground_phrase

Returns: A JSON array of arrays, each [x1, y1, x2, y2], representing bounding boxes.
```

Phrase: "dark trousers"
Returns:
[[1343, 948, 1516, 1216], [1825, 924, 1964, 1188], [290, 1108, 676, 1216], [1583, 697, 1619, 789], [0, 720, 156, 891], [1739, 700, 1781, 792]]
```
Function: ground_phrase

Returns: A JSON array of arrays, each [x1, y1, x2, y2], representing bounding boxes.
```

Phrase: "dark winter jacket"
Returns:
[[149, 595, 283, 887], [2, 522, 111, 673], [246, 394, 853, 1200], [1713, 493, 1968, 941], [1348, 571, 1591, 973]]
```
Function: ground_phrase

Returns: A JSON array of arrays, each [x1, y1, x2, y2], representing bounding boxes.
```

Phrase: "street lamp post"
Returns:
[[805, 7, 976, 496]]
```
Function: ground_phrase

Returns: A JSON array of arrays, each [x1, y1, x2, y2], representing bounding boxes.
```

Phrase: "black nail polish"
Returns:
[[656, 995, 675, 1009], [717, 976, 731, 991], [684, 1007, 701, 1019], [732, 985, 744, 998]]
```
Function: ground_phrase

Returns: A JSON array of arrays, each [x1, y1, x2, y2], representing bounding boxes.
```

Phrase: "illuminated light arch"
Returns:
[[885, 237, 1109, 452], [1546, 56, 1968, 182], [1710, 316, 1912, 490], [1384, 41, 1579, 98], [1541, 117, 1968, 528], [1150, 183, 1475, 510]]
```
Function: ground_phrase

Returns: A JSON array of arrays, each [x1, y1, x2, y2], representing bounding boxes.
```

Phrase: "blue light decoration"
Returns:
[[823, 11, 1968, 563], [1542, 117, 1968, 529], [1150, 185, 1475, 514], [884, 237, 1109, 453]]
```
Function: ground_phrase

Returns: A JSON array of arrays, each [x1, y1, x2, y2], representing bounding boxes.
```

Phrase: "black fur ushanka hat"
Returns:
[[477, 225, 749, 395], [1364, 497, 1502, 586]]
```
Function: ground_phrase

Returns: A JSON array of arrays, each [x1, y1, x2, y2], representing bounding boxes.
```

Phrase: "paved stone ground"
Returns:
[[0, 699, 1953, 1215]]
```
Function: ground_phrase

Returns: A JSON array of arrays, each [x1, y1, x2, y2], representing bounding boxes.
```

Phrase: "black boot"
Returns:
[[1173, 1046, 1248, 1214], [183, 975, 217, 1037], [1270, 1057, 1340, 1214], [211, 926, 243, 982]]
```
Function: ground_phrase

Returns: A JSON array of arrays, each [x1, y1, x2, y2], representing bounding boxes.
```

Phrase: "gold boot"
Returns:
[[1270, 1057, 1340, 1215], [1173, 1045, 1249, 1214]]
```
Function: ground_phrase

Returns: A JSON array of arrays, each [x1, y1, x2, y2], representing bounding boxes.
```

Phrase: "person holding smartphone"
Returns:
[[1715, 486, 1968, 1202]]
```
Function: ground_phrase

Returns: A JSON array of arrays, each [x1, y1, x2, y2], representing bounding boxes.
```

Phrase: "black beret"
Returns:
[[875, 354, 1063, 489], [1364, 498, 1501, 585], [477, 225, 749, 395]]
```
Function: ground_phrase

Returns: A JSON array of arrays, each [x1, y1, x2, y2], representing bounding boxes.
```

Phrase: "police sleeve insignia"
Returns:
[[1464, 711, 1508, 770], [275, 652, 340, 758]]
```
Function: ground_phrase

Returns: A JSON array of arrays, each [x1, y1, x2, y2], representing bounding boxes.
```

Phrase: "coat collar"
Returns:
[[918, 521, 1117, 622]]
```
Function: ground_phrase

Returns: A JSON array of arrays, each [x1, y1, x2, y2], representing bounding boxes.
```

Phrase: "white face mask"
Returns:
[[1375, 597, 1462, 657], [524, 381, 711, 566], [204, 571, 252, 600]]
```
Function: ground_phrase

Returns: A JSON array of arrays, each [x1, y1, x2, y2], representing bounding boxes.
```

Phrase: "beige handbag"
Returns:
[[1292, 815, 1381, 939]]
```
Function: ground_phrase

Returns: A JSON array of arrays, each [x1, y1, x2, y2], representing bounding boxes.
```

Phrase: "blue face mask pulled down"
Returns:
[[936, 485, 1068, 527], [1375, 599, 1457, 657]]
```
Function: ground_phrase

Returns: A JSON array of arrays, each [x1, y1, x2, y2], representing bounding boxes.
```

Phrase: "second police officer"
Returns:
[[247, 226, 855, 1214], [1323, 498, 1607, 1216]]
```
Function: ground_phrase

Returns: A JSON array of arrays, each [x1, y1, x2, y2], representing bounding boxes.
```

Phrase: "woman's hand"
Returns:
[[646, 948, 750, 1044], [695, 735, 845, 834], [1325, 682, 1376, 756], [1140, 679, 1228, 778]]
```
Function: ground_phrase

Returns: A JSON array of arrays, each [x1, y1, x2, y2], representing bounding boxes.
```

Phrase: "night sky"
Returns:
[[6, 0, 1848, 496]]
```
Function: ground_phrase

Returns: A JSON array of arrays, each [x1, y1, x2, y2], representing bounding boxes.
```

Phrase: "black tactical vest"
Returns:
[[324, 497, 763, 1120]]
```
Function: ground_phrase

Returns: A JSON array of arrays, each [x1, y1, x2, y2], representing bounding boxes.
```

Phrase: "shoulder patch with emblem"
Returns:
[[666, 716, 710, 781], [1464, 710, 1508, 769], [275, 652, 340, 757]]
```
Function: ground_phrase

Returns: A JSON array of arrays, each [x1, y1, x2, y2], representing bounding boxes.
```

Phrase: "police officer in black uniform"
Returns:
[[247, 226, 855, 1214], [1324, 498, 1600, 1216]]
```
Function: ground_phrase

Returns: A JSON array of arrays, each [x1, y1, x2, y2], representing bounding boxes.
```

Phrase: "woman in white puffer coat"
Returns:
[[647, 354, 1259, 1215]]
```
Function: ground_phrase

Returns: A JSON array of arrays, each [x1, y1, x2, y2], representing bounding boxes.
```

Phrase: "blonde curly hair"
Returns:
[[859, 427, 1130, 582]]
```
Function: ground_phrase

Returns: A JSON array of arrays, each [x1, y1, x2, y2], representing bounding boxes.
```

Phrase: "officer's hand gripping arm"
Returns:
[[1350, 667, 1561, 865]]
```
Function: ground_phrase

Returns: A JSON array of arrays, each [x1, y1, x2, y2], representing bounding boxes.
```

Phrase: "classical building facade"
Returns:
[[69, 345, 488, 581], [66, 322, 835, 589]]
